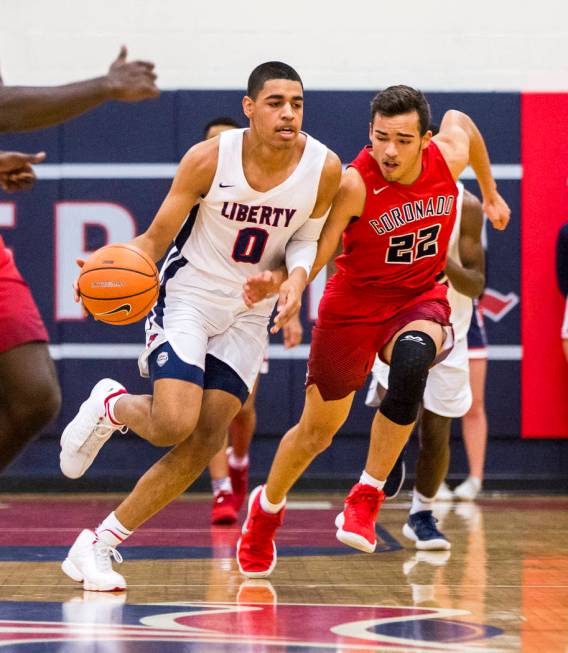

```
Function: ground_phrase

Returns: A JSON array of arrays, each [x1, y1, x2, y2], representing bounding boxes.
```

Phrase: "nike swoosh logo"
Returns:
[[219, 183, 235, 188], [373, 186, 389, 195], [96, 304, 132, 316]]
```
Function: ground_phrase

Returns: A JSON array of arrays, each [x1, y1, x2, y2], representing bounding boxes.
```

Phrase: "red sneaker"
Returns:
[[211, 490, 238, 525], [229, 459, 249, 513], [335, 483, 385, 553], [236, 486, 285, 578]]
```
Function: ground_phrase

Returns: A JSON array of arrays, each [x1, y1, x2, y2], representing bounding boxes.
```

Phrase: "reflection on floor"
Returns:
[[0, 493, 567, 652]]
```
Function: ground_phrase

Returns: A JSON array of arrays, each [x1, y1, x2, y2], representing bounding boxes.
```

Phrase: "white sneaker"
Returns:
[[453, 476, 482, 501], [434, 481, 454, 502], [60, 379, 127, 479], [61, 529, 126, 592]]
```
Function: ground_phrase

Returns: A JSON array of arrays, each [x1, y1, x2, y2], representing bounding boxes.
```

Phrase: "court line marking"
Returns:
[[35, 163, 521, 180], [2, 582, 567, 589], [48, 343, 522, 361]]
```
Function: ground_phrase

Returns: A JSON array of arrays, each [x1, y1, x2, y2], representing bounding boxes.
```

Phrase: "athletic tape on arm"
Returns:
[[285, 212, 329, 276]]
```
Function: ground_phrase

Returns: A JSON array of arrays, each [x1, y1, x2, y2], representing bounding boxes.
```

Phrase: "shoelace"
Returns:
[[94, 540, 123, 572], [414, 513, 442, 538], [346, 487, 380, 524]]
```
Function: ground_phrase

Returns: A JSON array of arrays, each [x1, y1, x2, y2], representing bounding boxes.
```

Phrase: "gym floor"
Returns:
[[0, 492, 566, 652]]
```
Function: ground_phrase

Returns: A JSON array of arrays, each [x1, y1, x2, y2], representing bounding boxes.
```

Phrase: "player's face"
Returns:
[[369, 112, 432, 184], [243, 79, 304, 149], [205, 124, 236, 140]]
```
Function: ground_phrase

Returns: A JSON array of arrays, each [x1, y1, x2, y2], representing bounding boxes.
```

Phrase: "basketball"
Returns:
[[78, 243, 159, 325]]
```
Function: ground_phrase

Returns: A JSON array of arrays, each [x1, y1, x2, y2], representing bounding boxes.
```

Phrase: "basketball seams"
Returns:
[[79, 286, 159, 301], [78, 243, 159, 325], [80, 266, 158, 279]]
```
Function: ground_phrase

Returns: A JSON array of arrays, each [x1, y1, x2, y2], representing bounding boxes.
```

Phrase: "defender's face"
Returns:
[[369, 112, 431, 184], [243, 79, 304, 149]]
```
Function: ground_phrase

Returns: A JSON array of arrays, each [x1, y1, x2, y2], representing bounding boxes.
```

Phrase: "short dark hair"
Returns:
[[203, 116, 241, 137], [370, 85, 431, 135], [247, 61, 303, 99]]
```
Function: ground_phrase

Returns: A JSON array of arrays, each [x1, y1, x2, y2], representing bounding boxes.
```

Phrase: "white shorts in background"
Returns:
[[139, 285, 269, 393], [365, 336, 472, 419]]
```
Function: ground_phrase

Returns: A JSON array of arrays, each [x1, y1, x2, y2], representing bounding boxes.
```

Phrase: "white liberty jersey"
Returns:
[[446, 181, 474, 340], [142, 128, 328, 387], [177, 128, 327, 312]]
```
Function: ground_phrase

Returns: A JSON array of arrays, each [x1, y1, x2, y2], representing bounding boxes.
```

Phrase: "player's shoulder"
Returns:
[[321, 149, 342, 182], [462, 188, 483, 218], [179, 136, 219, 176], [342, 164, 367, 193], [462, 188, 482, 211]]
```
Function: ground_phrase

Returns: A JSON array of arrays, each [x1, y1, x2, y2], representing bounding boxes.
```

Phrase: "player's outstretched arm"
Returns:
[[444, 190, 485, 298], [272, 151, 342, 332], [0, 46, 159, 133], [308, 166, 365, 282], [130, 139, 216, 263], [433, 110, 510, 231]]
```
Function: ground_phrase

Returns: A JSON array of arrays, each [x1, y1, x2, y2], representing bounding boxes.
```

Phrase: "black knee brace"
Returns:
[[379, 331, 437, 425]]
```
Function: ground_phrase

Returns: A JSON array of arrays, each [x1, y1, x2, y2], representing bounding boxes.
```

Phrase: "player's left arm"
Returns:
[[433, 110, 510, 231], [444, 190, 485, 298], [273, 150, 342, 331]]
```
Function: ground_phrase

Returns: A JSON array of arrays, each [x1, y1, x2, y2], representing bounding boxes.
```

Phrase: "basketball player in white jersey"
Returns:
[[58, 61, 342, 591], [366, 183, 485, 549]]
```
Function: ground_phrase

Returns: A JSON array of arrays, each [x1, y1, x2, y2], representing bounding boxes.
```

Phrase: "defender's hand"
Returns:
[[271, 278, 302, 334], [282, 313, 303, 349], [107, 45, 159, 102]]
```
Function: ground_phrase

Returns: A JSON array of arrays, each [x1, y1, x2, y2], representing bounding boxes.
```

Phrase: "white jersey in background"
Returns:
[[446, 182, 473, 339], [367, 182, 474, 418], [141, 128, 328, 389]]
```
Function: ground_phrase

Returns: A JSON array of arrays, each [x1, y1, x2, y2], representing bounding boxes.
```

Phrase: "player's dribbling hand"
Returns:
[[483, 191, 511, 231], [73, 258, 89, 317], [107, 45, 160, 102]]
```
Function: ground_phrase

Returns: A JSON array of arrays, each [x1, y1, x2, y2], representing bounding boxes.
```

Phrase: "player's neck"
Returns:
[[242, 130, 305, 191]]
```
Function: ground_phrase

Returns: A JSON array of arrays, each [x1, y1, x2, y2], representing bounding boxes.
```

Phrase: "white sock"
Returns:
[[228, 450, 249, 470], [106, 393, 127, 426], [410, 489, 435, 515], [259, 486, 286, 514], [212, 477, 232, 495], [359, 470, 385, 490], [95, 512, 132, 547]]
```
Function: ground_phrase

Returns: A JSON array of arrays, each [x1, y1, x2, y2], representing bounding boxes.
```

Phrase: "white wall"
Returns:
[[1, 0, 567, 91]]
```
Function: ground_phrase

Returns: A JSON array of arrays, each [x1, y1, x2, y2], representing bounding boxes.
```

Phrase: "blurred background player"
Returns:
[[202, 117, 304, 525], [367, 183, 485, 548], [452, 297, 489, 500], [0, 46, 159, 471], [556, 222, 568, 364]]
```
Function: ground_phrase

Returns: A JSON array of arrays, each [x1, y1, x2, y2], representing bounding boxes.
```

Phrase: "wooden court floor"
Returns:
[[0, 492, 566, 652]]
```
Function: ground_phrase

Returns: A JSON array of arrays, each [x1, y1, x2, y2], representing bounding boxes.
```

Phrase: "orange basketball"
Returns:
[[78, 243, 159, 325]]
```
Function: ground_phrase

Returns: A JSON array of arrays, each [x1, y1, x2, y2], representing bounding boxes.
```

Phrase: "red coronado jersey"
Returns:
[[335, 141, 458, 299]]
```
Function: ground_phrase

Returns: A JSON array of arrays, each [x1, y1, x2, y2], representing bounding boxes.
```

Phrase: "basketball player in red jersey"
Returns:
[[237, 85, 510, 576], [0, 47, 159, 471]]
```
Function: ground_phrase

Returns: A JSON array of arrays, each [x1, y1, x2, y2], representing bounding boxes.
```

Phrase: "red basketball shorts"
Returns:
[[0, 249, 49, 354], [306, 277, 451, 401]]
